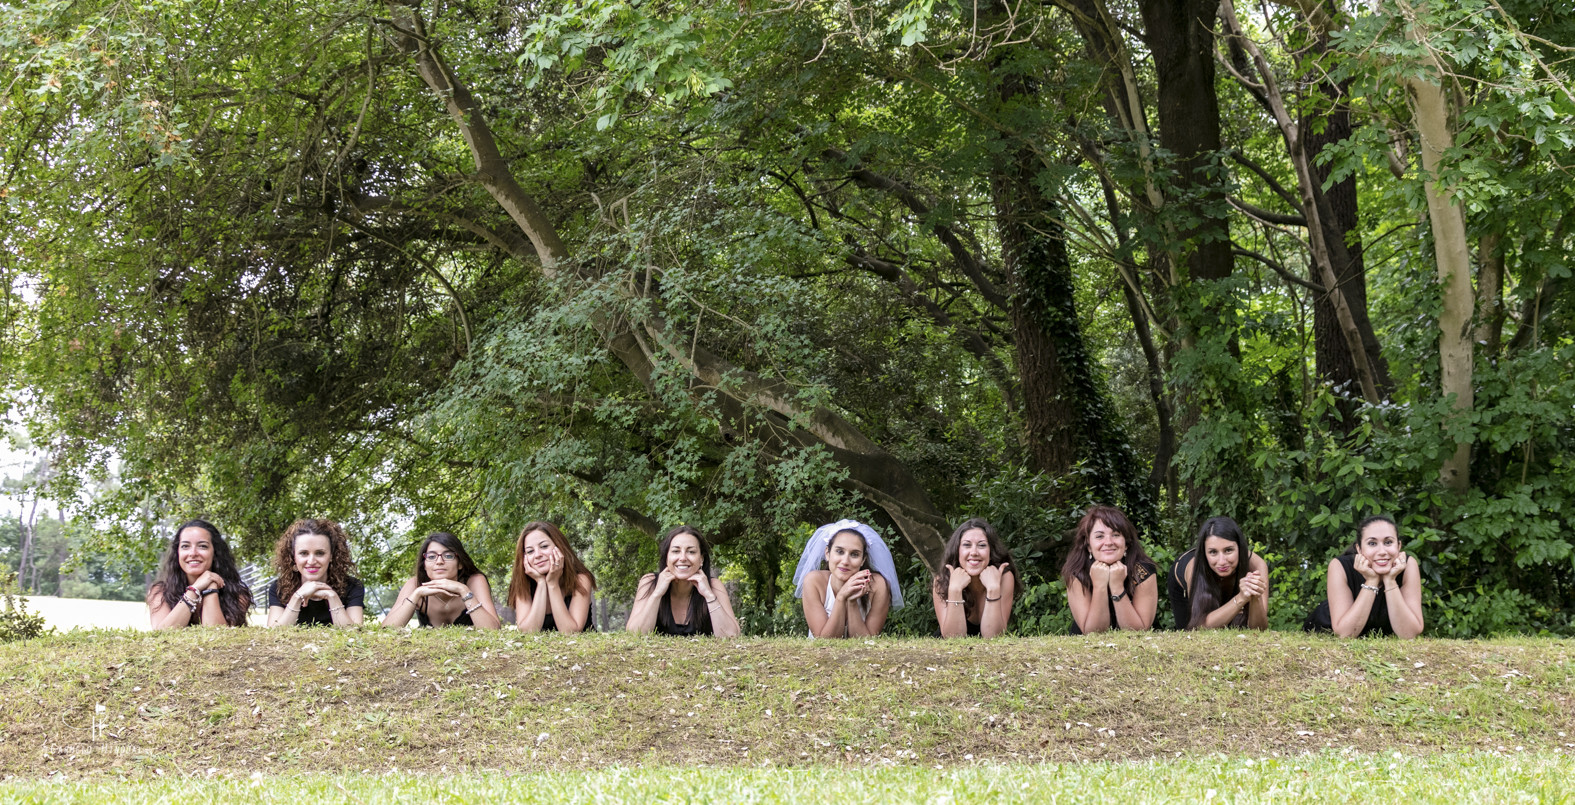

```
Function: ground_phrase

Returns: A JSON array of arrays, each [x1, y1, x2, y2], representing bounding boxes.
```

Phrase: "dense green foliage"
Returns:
[[0, 0, 1570, 634]]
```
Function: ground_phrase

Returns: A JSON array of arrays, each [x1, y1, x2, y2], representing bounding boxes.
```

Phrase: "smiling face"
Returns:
[[521, 530, 557, 576], [665, 533, 704, 579], [956, 528, 991, 577], [1088, 519, 1127, 565], [1202, 535, 1239, 578], [422, 541, 460, 581], [177, 526, 215, 581], [825, 531, 867, 581], [293, 533, 332, 582], [1357, 520, 1402, 573]]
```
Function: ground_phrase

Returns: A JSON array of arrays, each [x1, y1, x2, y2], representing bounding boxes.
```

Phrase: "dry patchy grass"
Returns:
[[0, 629, 1571, 779]]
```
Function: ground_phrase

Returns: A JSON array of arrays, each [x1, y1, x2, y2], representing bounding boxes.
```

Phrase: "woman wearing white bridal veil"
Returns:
[[792, 519, 903, 638]]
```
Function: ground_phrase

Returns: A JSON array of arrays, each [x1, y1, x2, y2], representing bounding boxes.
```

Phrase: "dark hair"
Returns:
[[823, 528, 869, 572], [1185, 516, 1253, 630], [271, 518, 355, 603], [147, 519, 252, 627], [645, 524, 713, 634], [1344, 514, 1400, 555], [1060, 505, 1155, 599], [414, 532, 483, 585], [931, 518, 1017, 609], [506, 520, 596, 612]]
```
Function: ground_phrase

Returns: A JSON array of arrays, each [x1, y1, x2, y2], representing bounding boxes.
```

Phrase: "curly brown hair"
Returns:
[[271, 518, 355, 603]]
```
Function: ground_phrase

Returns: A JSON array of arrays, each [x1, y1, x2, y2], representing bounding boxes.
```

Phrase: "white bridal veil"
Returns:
[[791, 519, 905, 609]]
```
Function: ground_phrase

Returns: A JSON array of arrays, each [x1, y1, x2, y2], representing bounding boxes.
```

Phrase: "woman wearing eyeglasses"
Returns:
[[381, 532, 501, 629]]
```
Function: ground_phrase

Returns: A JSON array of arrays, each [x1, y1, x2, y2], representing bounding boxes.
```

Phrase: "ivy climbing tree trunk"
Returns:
[[987, 44, 1155, 528]]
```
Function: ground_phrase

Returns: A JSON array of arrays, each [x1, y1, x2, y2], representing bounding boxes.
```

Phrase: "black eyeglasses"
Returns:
[[423, 551, 457, 563]]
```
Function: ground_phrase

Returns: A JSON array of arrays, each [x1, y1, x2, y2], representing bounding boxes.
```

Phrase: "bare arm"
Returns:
[[1328, 558, 1377, 638], [1112, 574, 1157, 631], [802, 572, 839, 638], [978, 570, 1014, 638], [698, 576, 741, 638], [1384, 555, 1424, 639], [1245, 556, 1270, 630], [380, 578, 422, 628], [1068, 572, 1112, 634], [541, 574, 592, 634], [148, 585, 195, 631], [464, 575, 502, 631], [625, 574, 662, 634], [198, 591, 228, 627], [847, 575, 891, 637], [934, 568, 970, 638]]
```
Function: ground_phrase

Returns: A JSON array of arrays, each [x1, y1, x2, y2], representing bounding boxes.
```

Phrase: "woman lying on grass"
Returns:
[[626, 525, 740, 637], [147, 519, 252, 629], [1062, 505, 1158, 634], [507, 521, 597, 633], [932, 518, 1016, 638], [793, 520, 901, 638], [381, 532, 500, 629], [266, 518, 364, 628], [1305, 515, 1424, 638], [1167, 516, 1269, 630]]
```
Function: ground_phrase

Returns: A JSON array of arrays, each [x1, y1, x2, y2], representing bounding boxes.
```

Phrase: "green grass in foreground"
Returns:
[[2, 752, 1572, 803]]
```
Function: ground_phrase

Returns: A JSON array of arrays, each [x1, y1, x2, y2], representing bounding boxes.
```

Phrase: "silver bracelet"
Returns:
[[1360, 583, 1381, 594]]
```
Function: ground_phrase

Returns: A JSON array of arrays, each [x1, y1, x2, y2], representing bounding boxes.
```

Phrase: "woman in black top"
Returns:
[[1062, 505, 1159, 634], [266, 518, 364, 628], [507, 521, 596, 633], [147, 519, 252, 629], [1305, 515, 1424, 638], [1168, 516, 1269, 630], [626, 525, 740, 637], [931, 518, 1016, 638], [382, 532, 501, 629]]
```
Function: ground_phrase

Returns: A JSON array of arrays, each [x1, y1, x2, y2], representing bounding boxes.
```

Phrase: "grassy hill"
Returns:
[[2, 629, 1571, 780]]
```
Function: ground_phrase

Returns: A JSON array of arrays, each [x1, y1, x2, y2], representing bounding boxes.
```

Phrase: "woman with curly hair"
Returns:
[[382, 532, 501, 629], [931, 518, 1016, 638], [1062, 505, 1159, 634], [147, 519, 252, 629], [266, 518, 364, 627], [507, 521, 597, 633], [626, 525, 740, 637]]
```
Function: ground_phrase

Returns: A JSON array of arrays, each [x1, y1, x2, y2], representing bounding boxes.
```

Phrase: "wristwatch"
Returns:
[[1110, 590, 1128, 602], [462, 592, 475, 601]]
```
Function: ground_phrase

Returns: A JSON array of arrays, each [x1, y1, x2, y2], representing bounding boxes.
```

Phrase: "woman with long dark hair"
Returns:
[[931, 518, 1016, 638], [792, 519, 902, 638], [147, 519, 252, 629], [626, 525, 739, 637], [506, 521, 596, 633], [1061, 505, 1159, 634], [266, 518, 364, 628], [381, 532, 500, 629], [1167, 516, 1269, 630], [1305, 515, 1424, 638]]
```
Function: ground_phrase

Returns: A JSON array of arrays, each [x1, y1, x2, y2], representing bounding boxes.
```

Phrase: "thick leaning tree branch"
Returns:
[[381, 3, 950, 567]]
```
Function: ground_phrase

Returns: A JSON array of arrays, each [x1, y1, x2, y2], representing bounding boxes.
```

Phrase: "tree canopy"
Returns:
[[3, 0, 1572, 635]]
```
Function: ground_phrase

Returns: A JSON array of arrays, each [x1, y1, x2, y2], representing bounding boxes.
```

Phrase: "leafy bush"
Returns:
[[0, 572, 50, 643]]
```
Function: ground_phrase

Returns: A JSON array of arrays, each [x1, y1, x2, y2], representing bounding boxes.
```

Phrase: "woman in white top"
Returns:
[[792, 520, 902, 638]]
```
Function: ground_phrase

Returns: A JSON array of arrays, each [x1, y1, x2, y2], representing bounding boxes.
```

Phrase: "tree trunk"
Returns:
[[1410, 68, 1475, 491], [1301, 11, 1392, 407], [1139, 0, 1233, 289], [1474, 231, 1505, 358], [989, 58, 1155, 527]]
